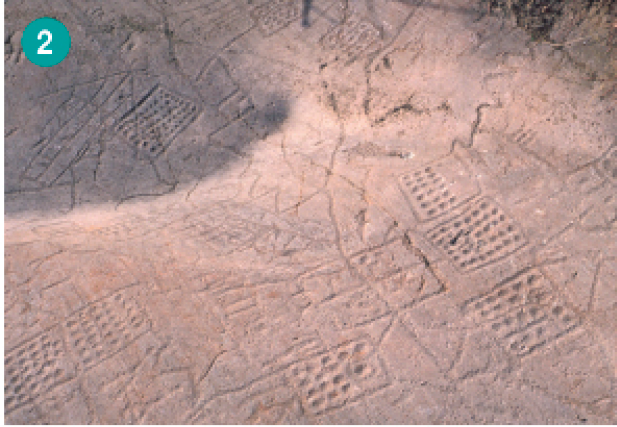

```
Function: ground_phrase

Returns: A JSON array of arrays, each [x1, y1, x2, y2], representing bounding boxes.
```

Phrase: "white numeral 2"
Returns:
[[37, 29, 53, 55]]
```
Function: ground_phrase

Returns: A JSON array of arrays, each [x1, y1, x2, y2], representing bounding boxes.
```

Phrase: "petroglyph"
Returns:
[[321, 15, 381, 59], [4, 287, 151, 416], [251, 0, 301, 36], [5, 0, 617, 423], [24, 74, 137, 186], [350, 238, 446, 309], [63, 289, 151, 370], [4, 327, 76, 414], [115, 84, 200, 157], [597, 144, 617, 184], [283, 337, 390, 416], [463, 269, 581, 357], [399, 154, 481, 223], [188, 335, 390, 423], [426, 198, 527, 272]]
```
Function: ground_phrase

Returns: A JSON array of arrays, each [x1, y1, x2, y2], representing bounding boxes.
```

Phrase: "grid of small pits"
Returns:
[[504, 302, 579, 356], [116, 86, 199, 156], [468, 270, 579, 356], [65, 290, 149, 370], [200, 3, 251, 40], [321, 17, 380, 56], [400, 166, 462, 221], [467, 270, 549, 321], [427, 198, 526, 271], [599, 146, 617, 182], [251, 0, 300, 36], [4, 331, 71, 413], [287, 340, 377, 415]]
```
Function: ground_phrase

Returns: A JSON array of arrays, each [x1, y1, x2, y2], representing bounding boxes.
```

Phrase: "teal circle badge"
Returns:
[[22, 17, 71, 67]]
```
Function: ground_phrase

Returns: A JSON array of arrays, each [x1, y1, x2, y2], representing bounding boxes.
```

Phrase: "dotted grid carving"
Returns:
[[463, 269, 580, 357], [199, 1, 254, 41], [426, 197, 527, 271], [251, 0, 301, 36], [115, 84, 200, 157], [24, 74, 134, 186], [321, 15, 380, 58], [5, 288, 151, 414], [64, 289, 151, 370], [4, 327, 75, 413], [399, 155, 481, 222], [284, 338, 388, 416], [597, 145, 617, 184]]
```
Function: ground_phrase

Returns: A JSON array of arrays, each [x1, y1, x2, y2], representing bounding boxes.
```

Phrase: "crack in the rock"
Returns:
[[403, 232, 449, 292], [470, 102, 493, 146], [373, 99, 430, 125]]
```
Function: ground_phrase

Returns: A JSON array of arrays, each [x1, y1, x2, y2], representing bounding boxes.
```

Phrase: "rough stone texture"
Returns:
[[4, 0, 617, 423]]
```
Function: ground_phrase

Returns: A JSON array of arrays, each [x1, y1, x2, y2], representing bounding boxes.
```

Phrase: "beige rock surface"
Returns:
[[4, 0, 616, 423]]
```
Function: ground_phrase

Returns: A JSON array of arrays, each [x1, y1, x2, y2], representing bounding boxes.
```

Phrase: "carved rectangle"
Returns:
[[502, 304, 580, 357], [426, 197, 526, 271], [4, 327, 76, 413], [284, 338, 388, 415], [116, 85, 200, 157], [97, 74, 136, 127], [321, 16, 380, 57], [202, 222, 257, 252], [597, 145, 617, 184], [25, 104, 98, 183], [64, 289, 150, 370], [218, 90, 254, 121], [251, 0, 300, 36], [350, 239, 446, 309], [26, 75, 135, 185], [199, 2, 254, 43], [376, 265, 445, 309], [319, 286, 391, 329], [464, 269, 580, 356], [399, 155, 481, 222], [197, 58, 239, 107], [350, 239, 423, 281]]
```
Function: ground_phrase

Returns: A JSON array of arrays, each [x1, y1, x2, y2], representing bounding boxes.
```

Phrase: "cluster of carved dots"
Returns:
[[470, 271, 579, 356], [401, 166, 458, 219], [322, 16, 379, 54], [66, 291, 148, 369], [289, 340, 375, 413], [118, 87, 198, 154], [429, 199, 524, 270], [253, 0, 300, 34], [5, 332, 67, 412]]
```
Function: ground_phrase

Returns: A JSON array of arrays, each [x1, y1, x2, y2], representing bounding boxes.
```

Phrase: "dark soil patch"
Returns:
[[481, 0, 616, 39]]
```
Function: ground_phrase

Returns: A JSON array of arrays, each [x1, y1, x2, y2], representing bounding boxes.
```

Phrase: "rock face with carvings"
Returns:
[[4, 0, 616, 424]]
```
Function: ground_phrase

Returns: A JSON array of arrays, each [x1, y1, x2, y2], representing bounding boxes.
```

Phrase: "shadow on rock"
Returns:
[[4, 72, 292, 215]]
